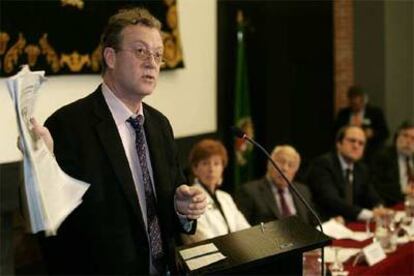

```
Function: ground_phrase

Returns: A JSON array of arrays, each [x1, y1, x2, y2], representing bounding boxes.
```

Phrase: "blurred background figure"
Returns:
[[236, 145, 316, 226], [371, 121, 414, 206], [181, 139, 250, 244], [334, 86, 389, 161], [307, 126, 384, 221]]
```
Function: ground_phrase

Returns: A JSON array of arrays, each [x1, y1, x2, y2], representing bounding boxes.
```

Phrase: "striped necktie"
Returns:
[[406, 156, 414, 183], [277, 188, 292, 217], [127, 115, 164, 272]]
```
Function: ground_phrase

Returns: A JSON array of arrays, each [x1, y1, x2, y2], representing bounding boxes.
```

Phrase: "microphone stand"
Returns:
[[235, 130, 326, 276]]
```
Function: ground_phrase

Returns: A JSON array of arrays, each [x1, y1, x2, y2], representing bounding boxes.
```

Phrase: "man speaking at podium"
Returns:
[[29, 7, 207, 275]]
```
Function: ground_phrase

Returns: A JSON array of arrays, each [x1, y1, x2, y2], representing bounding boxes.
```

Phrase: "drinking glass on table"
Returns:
[[329, 247, 344, 274], [365, 218, 372, 237], [303, 249, 322, 276], [374, 209, 396, 253]]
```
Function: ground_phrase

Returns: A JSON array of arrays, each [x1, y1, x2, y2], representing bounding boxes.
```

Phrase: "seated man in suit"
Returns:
[[334, 86, 389, 160], [307, 126, 384, 221], [371, 121, 414, 206], [236, 145, 316, 226]]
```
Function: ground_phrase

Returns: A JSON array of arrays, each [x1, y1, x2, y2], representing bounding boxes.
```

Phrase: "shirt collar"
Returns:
[[337, 152, 354, 171], [266, 175, 289, 193], [101, 82, 144, 126], [352, 107, 365, 117]]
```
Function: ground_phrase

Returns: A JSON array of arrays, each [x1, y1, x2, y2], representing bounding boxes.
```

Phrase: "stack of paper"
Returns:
[[321, 219, 373, 241], [179, 243, 226, 271], [6, 65, 90, 236]]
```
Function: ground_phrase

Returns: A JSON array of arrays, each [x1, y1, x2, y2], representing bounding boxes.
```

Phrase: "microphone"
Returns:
[[231, 126, 246, 139], [231, 126, 326, 274]]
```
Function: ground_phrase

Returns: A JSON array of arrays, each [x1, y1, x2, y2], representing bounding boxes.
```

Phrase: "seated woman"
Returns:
[[181, 139, 250, 244]]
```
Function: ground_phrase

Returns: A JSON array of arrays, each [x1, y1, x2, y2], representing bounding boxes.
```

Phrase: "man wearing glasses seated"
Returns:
[[307, 126, 385, 222]]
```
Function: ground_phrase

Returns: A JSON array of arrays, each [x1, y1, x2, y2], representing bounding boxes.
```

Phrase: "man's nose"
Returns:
[[144, 57, 157, 68], [280, 163, 289, 172]]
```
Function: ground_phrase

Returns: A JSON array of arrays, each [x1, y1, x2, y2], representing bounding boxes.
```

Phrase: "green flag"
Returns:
[[234, 12, 254, 188]]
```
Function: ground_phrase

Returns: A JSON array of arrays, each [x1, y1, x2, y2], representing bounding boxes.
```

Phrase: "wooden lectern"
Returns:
[[177, 216, 331, 275]]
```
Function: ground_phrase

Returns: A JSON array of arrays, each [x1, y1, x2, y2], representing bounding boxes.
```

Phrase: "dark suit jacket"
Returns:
[[235, 177, 316, 226], [41, 86, 191, 275], [307, 152, 382, 221], [370, 146, 408, 206], [334, 104, 389, 157], [0, 161, 21, 275], [0, 162, 21, 213]]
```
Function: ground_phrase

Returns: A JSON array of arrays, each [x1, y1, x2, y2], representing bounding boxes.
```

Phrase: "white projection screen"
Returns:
[[0, 0, 216, 163]]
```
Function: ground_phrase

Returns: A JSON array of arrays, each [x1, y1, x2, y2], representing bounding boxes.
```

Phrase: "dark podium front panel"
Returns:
[[177, 216, 331, 275]]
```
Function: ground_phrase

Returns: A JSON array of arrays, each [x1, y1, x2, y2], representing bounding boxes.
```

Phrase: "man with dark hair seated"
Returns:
[[371, 121, 414, 206], [307, 126, 384, 221]]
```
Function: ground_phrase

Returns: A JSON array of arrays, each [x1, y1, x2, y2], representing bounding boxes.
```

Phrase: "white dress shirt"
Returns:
[[181, 181, 250, 244], [102, 83, 156, 228]]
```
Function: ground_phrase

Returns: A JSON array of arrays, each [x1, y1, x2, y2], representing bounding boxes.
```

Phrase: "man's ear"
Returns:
[[336, 141, 341, 150], [103, 47, 116, 69]]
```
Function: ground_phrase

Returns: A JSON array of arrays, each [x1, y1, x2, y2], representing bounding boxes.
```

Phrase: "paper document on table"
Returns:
[[185, 252, 226, 271], [402, 219, 414, 236], [179, 243, 219, 260], [351, 231, 374, 241], [179, 243, 226, 271], [321, 219, 373, 241], [7, 65, 90, 236], [394, 211, 405, 223], [324, 247, 361, 263]]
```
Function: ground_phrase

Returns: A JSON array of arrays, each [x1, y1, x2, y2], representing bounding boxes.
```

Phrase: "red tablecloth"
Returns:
[[332, 204, 414, 275]]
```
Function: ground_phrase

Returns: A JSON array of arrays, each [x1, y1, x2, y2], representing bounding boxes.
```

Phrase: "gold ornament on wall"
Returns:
[[24, 44, 41, 66], [39, 34, 61, 73], [162, 1, 184, 68], [4, 33, 26, 73], [0, 32, 10, 55], [1, 1, 185, 75], [60, 51, 90, 72], [60, 0, 84, 10]]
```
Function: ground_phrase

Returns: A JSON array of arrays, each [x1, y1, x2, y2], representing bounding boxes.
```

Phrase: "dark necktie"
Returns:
[[345, 168, 353, 205], [406, 156, 414, 183], [277, 188, 292, 217], [127, 116, 164, 271]]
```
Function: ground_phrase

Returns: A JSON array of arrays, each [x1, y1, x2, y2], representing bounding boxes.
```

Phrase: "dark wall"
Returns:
[[218, 0, 334, 190], [354, 0, 386, 108]]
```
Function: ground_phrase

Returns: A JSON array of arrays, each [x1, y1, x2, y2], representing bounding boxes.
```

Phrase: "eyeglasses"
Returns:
[[344, 137, 366, 146], [117, 46, 164, 65]]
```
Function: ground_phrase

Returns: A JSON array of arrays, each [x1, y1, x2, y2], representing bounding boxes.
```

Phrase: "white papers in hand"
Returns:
[[179, 243, 226, 271], [321, 219, 373, 241], [7, 65, 90, 236]]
